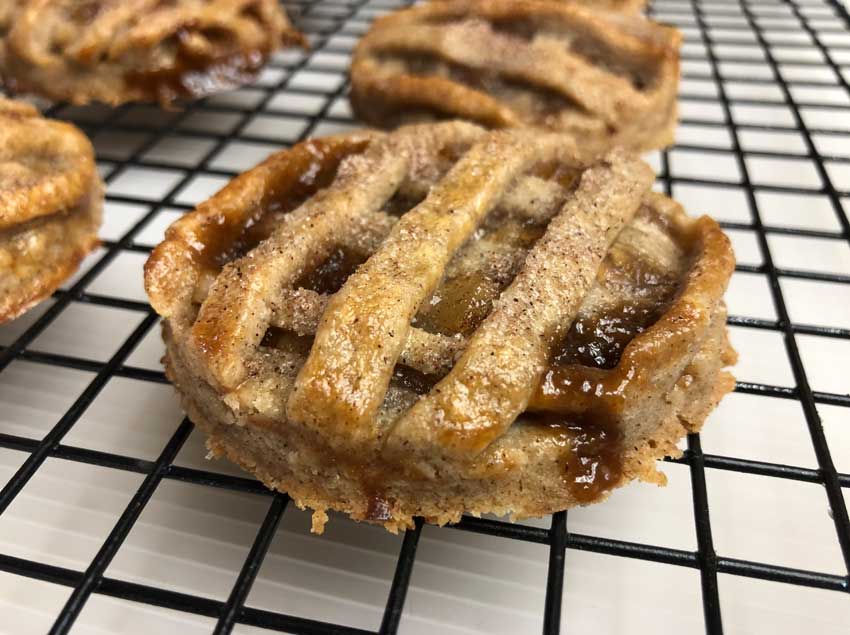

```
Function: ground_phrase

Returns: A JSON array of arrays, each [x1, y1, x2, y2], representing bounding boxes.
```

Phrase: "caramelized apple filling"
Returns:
[[554, 300, 669, 370], [524, 210, 689, 499], [295, 245, 368, 295], [391, 364, 439, 395], [529, 418, 624, 504], [415, 270, 500, 336], [125, 48, 268, 104], [260, 328, 313, 355]]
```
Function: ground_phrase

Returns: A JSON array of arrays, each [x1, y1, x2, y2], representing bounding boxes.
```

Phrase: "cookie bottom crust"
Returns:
[[0, 182, 102, 323], [163, 310, 735, 534]]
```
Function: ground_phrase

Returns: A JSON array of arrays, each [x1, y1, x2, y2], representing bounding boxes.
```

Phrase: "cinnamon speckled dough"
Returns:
[[350, 0, 681, 154], [0, 97, 102, 324], [145, 122, 736, 534], [0, 0, 305, 106]]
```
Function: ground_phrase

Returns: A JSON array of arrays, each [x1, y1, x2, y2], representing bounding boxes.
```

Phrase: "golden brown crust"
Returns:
[[145, 122, 735, 532], [350, 0, 681, 154], [0, 96, 103, 323], [0, 0, 305, 106]]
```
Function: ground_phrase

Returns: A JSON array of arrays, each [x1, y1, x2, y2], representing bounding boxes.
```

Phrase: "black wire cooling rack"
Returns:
[[0, 0, 849, 633]]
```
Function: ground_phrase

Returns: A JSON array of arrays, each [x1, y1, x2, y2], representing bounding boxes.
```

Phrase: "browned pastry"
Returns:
[[0, 0, 305, 106], [0, 97, 102, 324], [350, 0, 681, 154], [145, 121, 736, 533]]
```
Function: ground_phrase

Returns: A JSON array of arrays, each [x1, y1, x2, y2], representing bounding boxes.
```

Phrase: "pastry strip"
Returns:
[[270, 288, 465, 376]]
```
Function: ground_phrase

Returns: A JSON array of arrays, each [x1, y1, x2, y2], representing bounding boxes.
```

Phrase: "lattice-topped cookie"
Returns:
[[0, 97, 103, 323], [146, 121, 735, 533], [0, 0, 304, 106], [350, 0, 681, 154]]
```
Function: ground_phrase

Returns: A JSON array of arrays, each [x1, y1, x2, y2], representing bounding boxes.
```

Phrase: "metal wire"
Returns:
[[0, 0, 848, 633]]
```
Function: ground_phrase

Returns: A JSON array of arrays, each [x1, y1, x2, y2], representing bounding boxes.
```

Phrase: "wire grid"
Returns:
[[0, 0, 848, 633]]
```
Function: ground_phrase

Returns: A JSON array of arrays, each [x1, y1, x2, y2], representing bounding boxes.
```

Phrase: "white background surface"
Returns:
[[1, 0, 850, 633]]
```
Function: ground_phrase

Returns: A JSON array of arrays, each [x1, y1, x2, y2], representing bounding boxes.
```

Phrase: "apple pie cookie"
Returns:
[[0, 0, 305, 106], [350, 0, 681, 154], [0, 97, 102, 324], [145, 121, 736, 533]]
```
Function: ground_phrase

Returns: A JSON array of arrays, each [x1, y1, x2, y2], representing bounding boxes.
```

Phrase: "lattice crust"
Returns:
[[0, 0, 305, 105], [146, 121, 735, 530], [0, 97, 103, 323], [350, 0, 681, 154]]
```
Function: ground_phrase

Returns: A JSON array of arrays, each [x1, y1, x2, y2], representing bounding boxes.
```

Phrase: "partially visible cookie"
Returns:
[[350, 0, 681, 154], [0, 97, 102, 324], [0, 0, 305, 106]]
